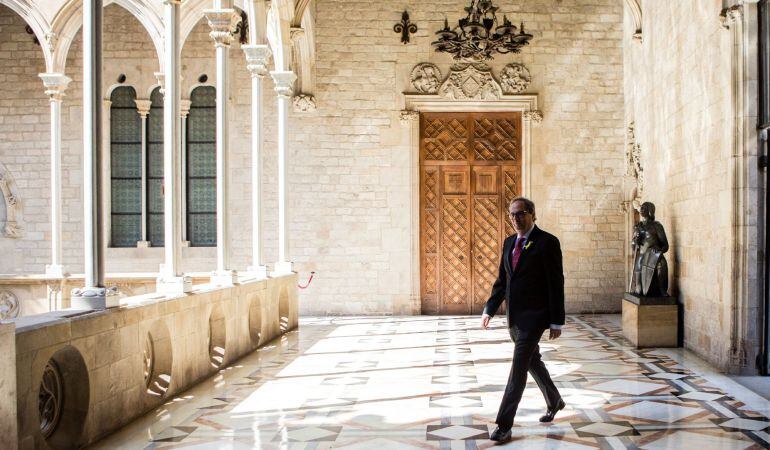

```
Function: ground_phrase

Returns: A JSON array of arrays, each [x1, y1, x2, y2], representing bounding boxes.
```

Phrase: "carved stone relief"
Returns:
[[293, 94, 317, 112], [0, 163, 22, 238], [0, 290, 19, 319], [500, 63, 531, 94], [626, 122, 644, 209], [410, 63, 442, 94], [439, 64, 502, 100]]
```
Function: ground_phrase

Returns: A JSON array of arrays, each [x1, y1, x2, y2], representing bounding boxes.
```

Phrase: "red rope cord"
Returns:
[[298, 271, 315, 289]]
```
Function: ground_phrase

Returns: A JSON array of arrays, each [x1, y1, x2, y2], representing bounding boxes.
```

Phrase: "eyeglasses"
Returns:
[[508, 211, 531, 219]]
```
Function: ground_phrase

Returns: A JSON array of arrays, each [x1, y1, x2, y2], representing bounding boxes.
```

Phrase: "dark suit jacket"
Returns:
[[483, 225, 565, 331]]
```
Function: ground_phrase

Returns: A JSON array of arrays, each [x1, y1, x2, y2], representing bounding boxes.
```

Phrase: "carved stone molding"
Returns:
[[626, 121, 643, 209], [500, 63, 531, 94], [399, 109, 420, 125], [439, 64, 502, 100], [293, 94, 316, 112], [0, 290, 18, 319], [0, 163, 22, 238], [39, 359, 62, 438], [523, 110, 543, 123], [410, 63, 442, 94]]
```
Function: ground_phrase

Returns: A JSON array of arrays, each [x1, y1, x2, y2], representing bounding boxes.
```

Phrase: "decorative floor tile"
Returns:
[[428, 394, 483, 408], [572, 421, 639, 437], [676, 391, 726, 402], [274, 426, 342, 442], [638, 430, 756, 450], [591, 379, 670, 396], [610, 400, 705, 423], [713, 417, 770, 432], [90, 315, 770, 450], [425, 424, 489, 440]]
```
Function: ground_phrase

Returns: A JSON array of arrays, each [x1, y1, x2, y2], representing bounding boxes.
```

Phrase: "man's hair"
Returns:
[[510, 196, 535, 215]]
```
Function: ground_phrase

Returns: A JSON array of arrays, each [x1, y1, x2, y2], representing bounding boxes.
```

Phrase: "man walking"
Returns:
[[482, 197, 566, 444]]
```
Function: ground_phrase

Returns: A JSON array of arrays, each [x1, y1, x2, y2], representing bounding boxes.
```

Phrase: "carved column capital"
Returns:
[[204, 8, 240, 47], [293, 94, 316, 112], [720, 5, 743, 28], [154, 71, 165, 94], [270, 71, 297, 98], [39, 73, 72, 101], [399, 109, 420, 125], [290, 26, 305, 43], [134, 99, 152, 118], [243, 44, 271, 78], [180, 99, 191, 118], [523, 110, 543, 124]]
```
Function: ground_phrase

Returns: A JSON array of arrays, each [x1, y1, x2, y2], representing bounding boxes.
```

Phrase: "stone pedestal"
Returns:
[[622, 293, 678, 348]]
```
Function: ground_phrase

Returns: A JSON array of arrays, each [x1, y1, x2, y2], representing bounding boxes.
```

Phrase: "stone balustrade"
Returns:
[[4, 274, 298, 449], [0, 273, 214, 318]]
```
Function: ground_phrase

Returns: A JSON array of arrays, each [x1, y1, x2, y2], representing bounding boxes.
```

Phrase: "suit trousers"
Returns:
[[495, 326, 562, 430]]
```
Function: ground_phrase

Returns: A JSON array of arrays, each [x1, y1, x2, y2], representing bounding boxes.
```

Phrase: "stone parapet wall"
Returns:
[[0, 273, 215, 318], [0, 322, 17, 450], [10, 274, 298, 448]]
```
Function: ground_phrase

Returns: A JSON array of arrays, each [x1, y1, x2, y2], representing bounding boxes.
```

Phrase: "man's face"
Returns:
[[509, 201, 535, 235]]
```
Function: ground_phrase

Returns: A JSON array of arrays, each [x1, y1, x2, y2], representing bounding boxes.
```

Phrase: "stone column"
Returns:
[[72, 0, 116, 309], [242, 44, 271, 278], [721, 1, 760, 373], [180, 99, 191, 246], [157, 0, 191, 294], [205, 6, 240, 286], [39, 73, 71, 278], [269, 70, 297, 275], [135, 99, 152, 247]]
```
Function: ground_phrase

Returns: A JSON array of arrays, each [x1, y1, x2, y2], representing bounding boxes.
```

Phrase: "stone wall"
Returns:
[[0, 1, 627, 316], [294, 0, 626, 314], [622, 0, 761, 370], [13, 274, 298, 448]]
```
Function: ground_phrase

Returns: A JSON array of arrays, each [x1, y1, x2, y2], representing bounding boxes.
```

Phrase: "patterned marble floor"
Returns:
[[93, 315, 770, 449]]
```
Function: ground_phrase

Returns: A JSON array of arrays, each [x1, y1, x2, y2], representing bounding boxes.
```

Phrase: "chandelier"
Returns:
[[432, 0, 533, 61]]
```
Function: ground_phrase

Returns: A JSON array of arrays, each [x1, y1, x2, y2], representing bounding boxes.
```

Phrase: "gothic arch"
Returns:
[[623, 0, 642, 41], [51, 0, 164, 73], [0, 0, 53, 71]]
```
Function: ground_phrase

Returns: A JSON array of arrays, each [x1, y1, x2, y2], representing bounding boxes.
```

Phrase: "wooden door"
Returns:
[[420, 112, 522, 315]]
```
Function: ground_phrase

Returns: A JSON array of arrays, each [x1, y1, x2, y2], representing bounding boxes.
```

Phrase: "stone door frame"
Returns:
[[401, 94, 540, 314]]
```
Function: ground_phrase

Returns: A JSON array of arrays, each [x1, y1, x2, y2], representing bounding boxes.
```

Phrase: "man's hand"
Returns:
[[548, 328, 562, 340], [481, 314, 490, 329]]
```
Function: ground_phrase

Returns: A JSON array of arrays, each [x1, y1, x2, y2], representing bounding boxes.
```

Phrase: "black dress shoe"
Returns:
[[489, 426, 512, 444], [539, 398, 566, 422]]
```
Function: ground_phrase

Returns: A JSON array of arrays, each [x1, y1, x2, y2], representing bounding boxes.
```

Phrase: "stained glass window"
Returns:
[[187, 86, 217, 247], [147, 87, 165, 247], [110, 86, 141, 247]]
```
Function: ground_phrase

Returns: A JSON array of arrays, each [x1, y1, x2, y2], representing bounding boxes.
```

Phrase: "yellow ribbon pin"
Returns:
[[524, 241, 533, 250]]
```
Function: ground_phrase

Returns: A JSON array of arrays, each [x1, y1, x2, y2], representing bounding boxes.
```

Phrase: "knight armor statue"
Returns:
[[629, 202, 669, 297]]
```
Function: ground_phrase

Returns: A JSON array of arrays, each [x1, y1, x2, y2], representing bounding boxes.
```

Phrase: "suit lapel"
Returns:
[[503, 237, 513, 276], [512, 226, 541, 276]]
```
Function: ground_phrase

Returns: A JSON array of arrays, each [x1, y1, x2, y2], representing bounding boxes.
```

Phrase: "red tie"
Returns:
[[511, 237, 525, 272]]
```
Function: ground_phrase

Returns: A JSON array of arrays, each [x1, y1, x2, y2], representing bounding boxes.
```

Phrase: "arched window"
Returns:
[[147, 87, 164, 246], [109, 86, 141, 247], [186, 86, 217, 247]]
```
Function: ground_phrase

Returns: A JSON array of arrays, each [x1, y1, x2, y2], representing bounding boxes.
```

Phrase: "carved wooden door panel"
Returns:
[[420, 112, 522, 315]]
